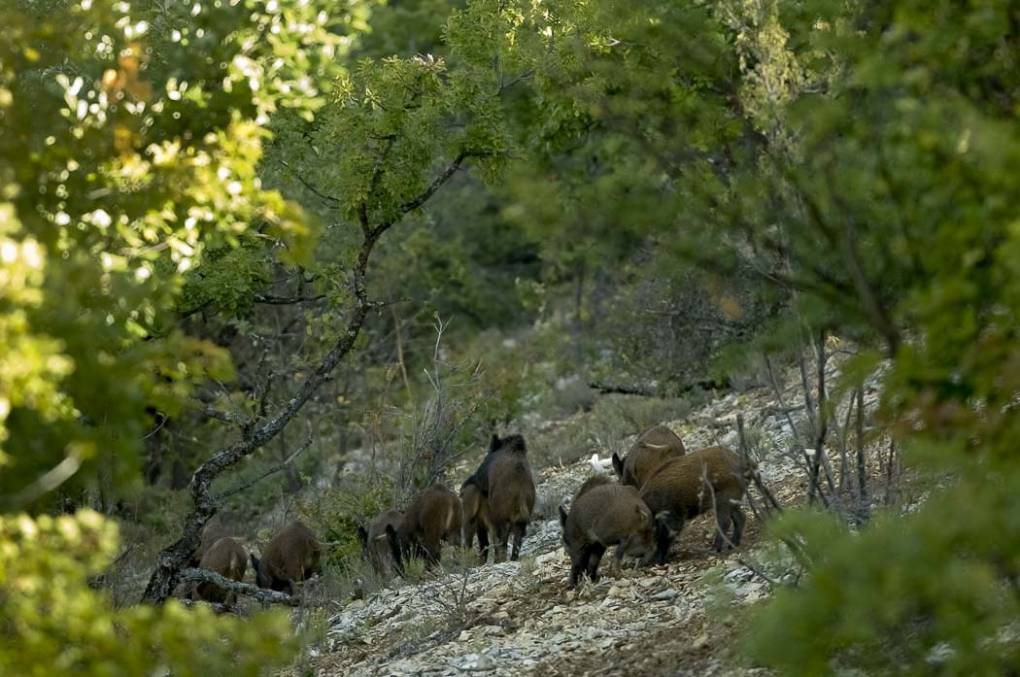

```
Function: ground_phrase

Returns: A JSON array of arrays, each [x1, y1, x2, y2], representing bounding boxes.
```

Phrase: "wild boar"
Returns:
[[638, 446, 748, 564], [464, 433, 535, 563], [193, 536, 248, 605], [189, 518, 234, 567], [558, 475, 657, 587], [250, 520, 321, 595], [611, 424, 687, 488], [357, 508, 404, 577], [386, 483, 462, 572]]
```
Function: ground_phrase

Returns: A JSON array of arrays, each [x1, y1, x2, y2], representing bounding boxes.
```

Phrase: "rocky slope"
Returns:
[[313, 357, 885, 676]]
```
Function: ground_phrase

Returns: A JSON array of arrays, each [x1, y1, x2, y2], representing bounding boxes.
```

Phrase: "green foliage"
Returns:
[[358, 0, 460, 59], [724, 0, 1020, 672], [441, 0, 1019, 671], [0, 510, 296, 676], [0, 0, 354, 505], [299, 474, 395, 568], [2, 0, 1015, 671], [179, 242, 274, 318], [748, 470, 1020, 674]]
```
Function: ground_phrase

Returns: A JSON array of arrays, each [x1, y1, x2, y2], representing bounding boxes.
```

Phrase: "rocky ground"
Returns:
[[312, 357, 886, 676]]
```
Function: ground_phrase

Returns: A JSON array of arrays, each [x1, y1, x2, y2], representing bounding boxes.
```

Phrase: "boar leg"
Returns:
[[713, 503, 732, 552], [585, 543, 607, 582], [613, 535, 641, 570], [730, 504, 746, 547], [493, 522, 510, 563], [569, 545, 592, 588], [510, 521, 527, 561], [273, 577, 294, 596], [464, 519, 475, 551], [476, 525, 490, 564], [652, 512, 682, 565]]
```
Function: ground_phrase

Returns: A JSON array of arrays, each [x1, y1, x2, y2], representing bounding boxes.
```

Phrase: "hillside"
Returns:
[[310, 356, 886, 675]]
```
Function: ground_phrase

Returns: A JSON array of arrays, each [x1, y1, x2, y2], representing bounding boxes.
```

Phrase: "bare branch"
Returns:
[[736, 414, 782, 514], [392, 152, 480, 223], [179, 568, 299, 606], [279, 159, 341, 207], [253, 293, 327, 306], [700, 464, 778, 589], [855, 385, 869, 519], [200, 405, 249, 427], [588, 381, 658, 397], [498, 68, 534, 94], [214, 436, 313, 502]]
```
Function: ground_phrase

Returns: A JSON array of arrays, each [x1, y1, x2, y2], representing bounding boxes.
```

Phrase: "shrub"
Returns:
[[298, 474, 395, 569], [0, 510, 296, 676]]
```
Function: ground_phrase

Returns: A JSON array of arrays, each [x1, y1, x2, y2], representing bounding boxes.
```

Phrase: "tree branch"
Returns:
[[1, 454, 83, 509], [179, 568, 299, 606], [200, 405, 249, 427], [392, 151, 481, 222], [213, 436, 312, 502], [141, 153, 474, 605], [253, 293, 327, 306], [279, 159, 341, 207]]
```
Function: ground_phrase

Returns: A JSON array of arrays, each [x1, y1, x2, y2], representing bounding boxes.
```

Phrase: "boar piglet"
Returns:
[[386, 483, 462, 573], [558, 475, 656, 588], [251, 520, 321, 595], [193, 536, 248, 605]]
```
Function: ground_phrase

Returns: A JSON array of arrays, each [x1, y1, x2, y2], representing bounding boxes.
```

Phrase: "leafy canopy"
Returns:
[[0, 0, 348, 504]]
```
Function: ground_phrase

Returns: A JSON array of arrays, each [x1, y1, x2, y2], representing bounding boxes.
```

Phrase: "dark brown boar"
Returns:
[[357, 508, 404, 576], [558, 475, 656, 587], [386, 483, 462, 572], [250, 520, 321, 595], [638, 446, 748, 564], [193, 536, 248, 605], [466, 433, 535, 563], [611, 424, 687, 488]]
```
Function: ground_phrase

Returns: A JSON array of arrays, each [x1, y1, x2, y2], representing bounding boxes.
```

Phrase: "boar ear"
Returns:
[[488, 434, 501, 453], [611, 453, 624, 478], [558, 505, 569, 529]]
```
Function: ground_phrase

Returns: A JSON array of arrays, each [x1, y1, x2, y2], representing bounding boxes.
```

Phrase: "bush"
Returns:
[[746, 469, 1020, 674], [0, 510, 296, 676], [298, 474, 395, 569]]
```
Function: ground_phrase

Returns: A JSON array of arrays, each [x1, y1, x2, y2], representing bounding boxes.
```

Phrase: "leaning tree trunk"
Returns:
[[141, 154, 474, 604]]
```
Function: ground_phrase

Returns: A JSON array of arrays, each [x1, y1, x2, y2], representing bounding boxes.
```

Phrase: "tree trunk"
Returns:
[[141, 153, 473, 605]]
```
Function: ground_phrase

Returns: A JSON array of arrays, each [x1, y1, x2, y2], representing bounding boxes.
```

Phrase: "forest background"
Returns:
[[0, 0, 1016, 674]]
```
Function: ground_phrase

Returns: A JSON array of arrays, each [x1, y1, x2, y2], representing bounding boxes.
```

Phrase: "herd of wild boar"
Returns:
[[188, 426, 752, 604]]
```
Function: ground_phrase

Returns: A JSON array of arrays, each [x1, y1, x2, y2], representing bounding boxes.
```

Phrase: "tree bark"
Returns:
[[179, 568, 300, 606]]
